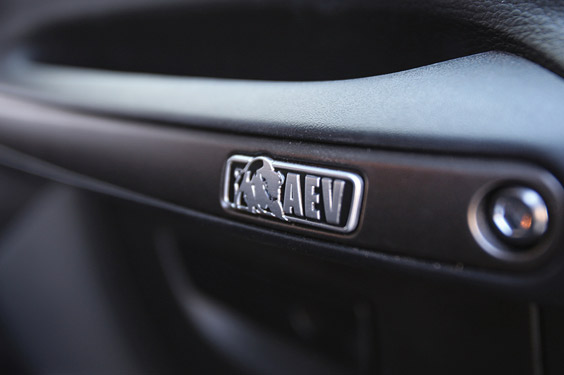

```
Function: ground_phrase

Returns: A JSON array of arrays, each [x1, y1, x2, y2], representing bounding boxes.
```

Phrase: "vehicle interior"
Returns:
[[0, 0, 563, 374]]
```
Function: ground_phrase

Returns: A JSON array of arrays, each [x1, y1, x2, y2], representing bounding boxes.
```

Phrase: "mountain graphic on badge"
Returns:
[[234, 157, 288, 221]]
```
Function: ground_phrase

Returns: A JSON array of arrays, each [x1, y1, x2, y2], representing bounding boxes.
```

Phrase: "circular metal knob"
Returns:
[[490, 187, 549, 246]]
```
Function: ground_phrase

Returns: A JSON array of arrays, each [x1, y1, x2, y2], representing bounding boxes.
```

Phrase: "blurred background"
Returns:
[[0, 0, 563, 374]]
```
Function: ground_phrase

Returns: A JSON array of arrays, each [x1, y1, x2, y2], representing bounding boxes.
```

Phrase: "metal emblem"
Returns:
[[221, 155, 363, 233]]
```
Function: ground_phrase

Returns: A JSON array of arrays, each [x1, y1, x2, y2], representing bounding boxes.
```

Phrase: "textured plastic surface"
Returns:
[[1, 52, 564, 169]]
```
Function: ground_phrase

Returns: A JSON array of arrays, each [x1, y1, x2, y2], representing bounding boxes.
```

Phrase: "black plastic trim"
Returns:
[[0, 93, 561, 271]]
